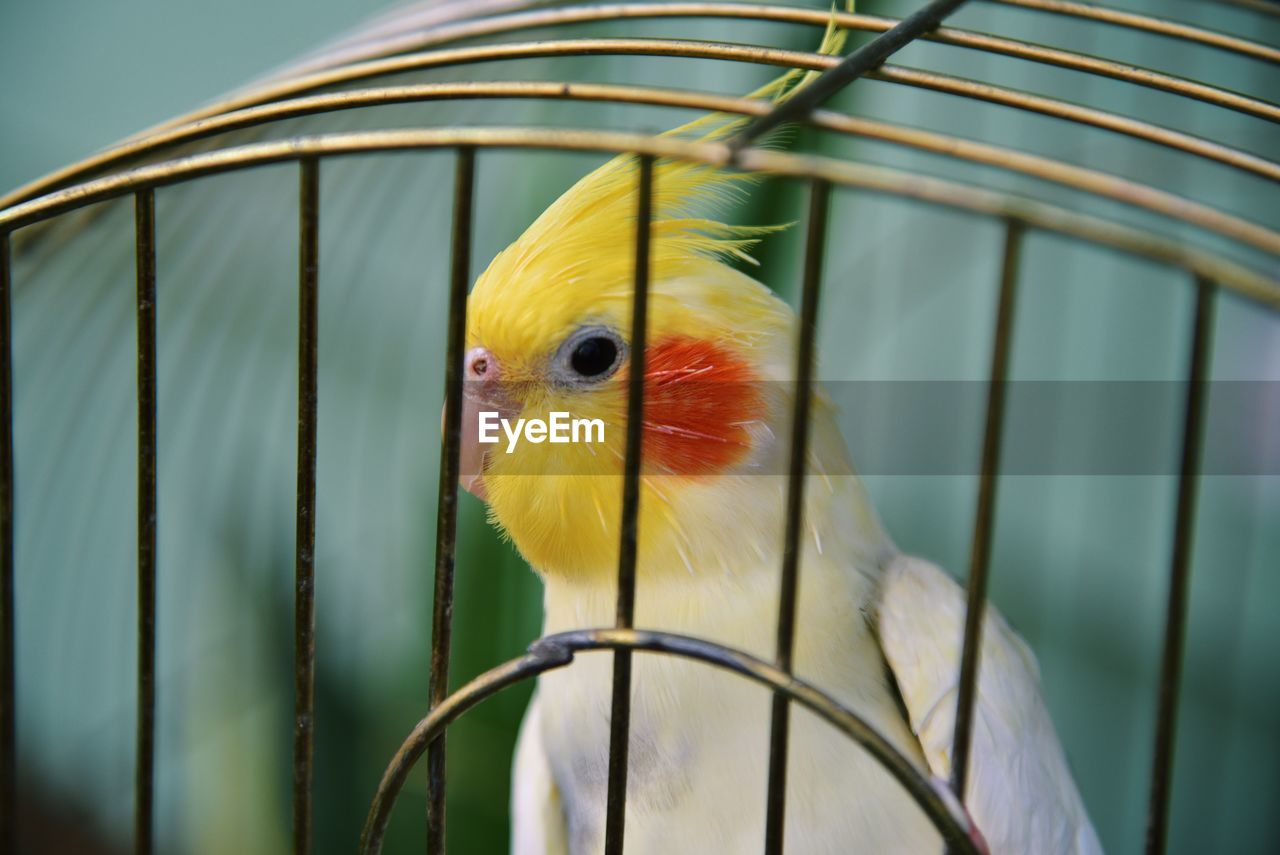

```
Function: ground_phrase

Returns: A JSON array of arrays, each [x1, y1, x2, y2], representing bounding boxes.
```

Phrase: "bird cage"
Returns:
[[0, 0, 1276, 853]]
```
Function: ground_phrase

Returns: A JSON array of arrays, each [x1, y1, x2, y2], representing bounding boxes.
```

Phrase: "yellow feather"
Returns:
[[467, 4, 855, 581], [467, 3, 852, 370]]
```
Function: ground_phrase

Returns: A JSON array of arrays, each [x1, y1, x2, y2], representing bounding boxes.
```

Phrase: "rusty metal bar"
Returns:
[[763, 178, 830, 855], [3, 55, 1276, 260], [603, 152, 654, 855], [263, 2, 1280, 85], [293, 157, 320, 855], [809, 105, 1280, 239], [1145, 277, 1216, 855], [0, 230, 14, 855], [359, 629, 984, 855], [70, 3, 1273, 146], [949, 219, 1023, 802], [2, 71, 1274, 215], [990, 0, 1280, 63], [933, 31, 1278, 122], [732, 0, 970, 149], [861, 66, 1279, 183], [133, 188, 157, 855], [0, 131, 1275, 308], [427, 145, 475, 855]]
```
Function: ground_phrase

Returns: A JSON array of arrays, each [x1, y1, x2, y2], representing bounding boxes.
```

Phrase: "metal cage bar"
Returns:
[[950, 219, 1023, 799], [863, 65, 1278, 181], [602, 152, 654, 855], [990, 0, 1280, 62], [930, 29, 1278, 122], [0, 123, 1273, 855], [8, 0, 1279, 211], [174, 39, 1276, 257], [261, 1, 1280, 85], [0, 132, 1274, 308], [133, 188, 158, 855], [358, 629, 985, 855], [763, 177, 831, 855], [108, 3, 1279, 131], [0, 229, 14, 854], [2, 69, 1272, 218], [732, 0, 969, 148], [427, 144, 476, 854], [293, 158, 321, 855], [1144, 276, 1217, 855], [6, 72, 1274, 269], [0, 3, 1274, 853]]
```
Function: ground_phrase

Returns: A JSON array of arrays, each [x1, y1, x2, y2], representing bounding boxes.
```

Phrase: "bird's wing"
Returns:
[[876, 554, 1102, 855], [511, 691, 569, 855]]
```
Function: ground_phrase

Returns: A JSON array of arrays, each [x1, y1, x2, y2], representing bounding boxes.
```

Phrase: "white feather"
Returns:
[[878, 555, 1102, 855], [512, 691, 569, 855], [512, 470, 944, 854]]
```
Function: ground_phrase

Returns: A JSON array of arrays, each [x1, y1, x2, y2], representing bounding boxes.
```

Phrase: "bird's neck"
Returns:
[[537, 470, 895, 653]]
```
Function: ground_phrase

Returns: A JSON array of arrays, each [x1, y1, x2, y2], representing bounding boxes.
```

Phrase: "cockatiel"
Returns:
[[453, 19, 1101, 855]]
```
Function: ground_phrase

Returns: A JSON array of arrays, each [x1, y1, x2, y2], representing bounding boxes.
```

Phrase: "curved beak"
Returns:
[[442, 393, 488, 500], [442, 346, 519, 502]]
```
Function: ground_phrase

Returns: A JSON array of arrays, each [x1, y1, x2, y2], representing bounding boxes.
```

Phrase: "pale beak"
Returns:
[[441, 346, 518, 502]]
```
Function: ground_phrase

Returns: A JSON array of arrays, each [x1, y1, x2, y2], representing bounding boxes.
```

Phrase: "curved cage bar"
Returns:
[[1, 130, 1275, 304], [171, 4, 1280, 119], [988, 0, 1280, 60], [1, 124, 1276, 852], [6, 2, 1279, 207], [1, 1, 1277, 853], [257, 1, 1280, 85], [356, 629, 985, 855], [0, 73, 1275, 220]]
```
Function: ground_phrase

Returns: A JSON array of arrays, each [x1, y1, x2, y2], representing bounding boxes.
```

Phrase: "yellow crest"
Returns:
[[467, 7, 852, 371]]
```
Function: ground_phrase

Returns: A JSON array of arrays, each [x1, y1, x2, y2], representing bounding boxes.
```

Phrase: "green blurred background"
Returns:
[[1, 0, 1277, 853]]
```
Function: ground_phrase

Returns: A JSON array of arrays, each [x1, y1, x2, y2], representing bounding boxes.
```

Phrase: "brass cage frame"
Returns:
[[0, 0, 1276, 853]]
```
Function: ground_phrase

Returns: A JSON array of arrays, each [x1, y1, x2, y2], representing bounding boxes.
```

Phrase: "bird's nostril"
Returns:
[[465, 347, 498, 382]]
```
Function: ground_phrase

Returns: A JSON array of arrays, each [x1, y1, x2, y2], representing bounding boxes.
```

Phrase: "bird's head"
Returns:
[[453, 16, 883, 583], [459, 150, 798, 581]]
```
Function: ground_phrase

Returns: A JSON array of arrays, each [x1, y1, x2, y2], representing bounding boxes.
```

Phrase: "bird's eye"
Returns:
[[554, 325, 626, 384], [571, 336, 618, 377]]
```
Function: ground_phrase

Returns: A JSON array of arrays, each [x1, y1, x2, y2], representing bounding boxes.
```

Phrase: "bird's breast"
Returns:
[[533, 553, 941, 854]]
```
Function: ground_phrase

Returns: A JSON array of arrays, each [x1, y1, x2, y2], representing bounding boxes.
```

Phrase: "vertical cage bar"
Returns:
[[294, 158, 320, 855], [1145, 276, 1215, 855], [763, 178, 830, 855], [949, 219, 1023, 800], [133, 188, 158, 855], [0, 230, 14, 854], [602, 153, 654, 855], [427, 146, 476, 855]]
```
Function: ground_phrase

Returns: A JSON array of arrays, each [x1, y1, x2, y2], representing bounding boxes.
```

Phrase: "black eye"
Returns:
[[554, 325, 626, 385], [571, 336, 618, 378]]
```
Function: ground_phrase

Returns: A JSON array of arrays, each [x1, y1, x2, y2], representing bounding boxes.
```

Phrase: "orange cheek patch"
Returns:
[[640, 337, 763, 475]]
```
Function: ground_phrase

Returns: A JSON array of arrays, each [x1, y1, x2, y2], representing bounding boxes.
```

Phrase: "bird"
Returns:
[[451, 16, 1102, 855]]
